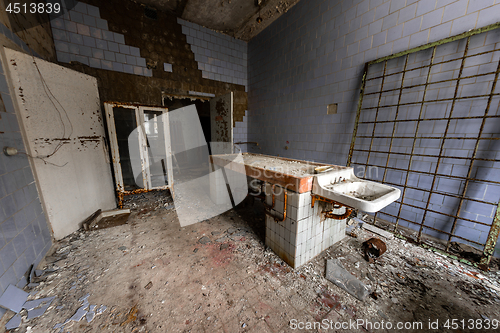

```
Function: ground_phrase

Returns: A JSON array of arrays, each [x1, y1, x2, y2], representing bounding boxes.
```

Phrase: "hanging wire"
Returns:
[[9, 13, 75, 167]]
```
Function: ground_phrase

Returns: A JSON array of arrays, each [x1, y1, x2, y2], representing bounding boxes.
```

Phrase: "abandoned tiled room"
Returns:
[[1, 0, 500, 332]]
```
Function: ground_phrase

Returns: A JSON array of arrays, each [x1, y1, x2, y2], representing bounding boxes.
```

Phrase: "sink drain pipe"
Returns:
[[257, 183, 287, 222], [311, 194, 354, 220]]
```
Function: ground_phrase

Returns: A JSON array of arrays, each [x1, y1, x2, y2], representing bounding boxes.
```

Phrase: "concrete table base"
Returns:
[[262, 184, 346, 268]]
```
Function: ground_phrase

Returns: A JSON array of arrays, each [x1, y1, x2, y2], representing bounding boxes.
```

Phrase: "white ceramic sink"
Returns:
[[312, 168, 401, 213]]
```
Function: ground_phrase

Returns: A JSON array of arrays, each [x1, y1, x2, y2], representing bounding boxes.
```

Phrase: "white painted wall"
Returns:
[[2, 47, 116, 240]]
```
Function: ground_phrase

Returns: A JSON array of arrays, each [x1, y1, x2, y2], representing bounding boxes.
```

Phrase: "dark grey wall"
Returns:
[[248, 0, 500, 256], [0, 22, 53, 317]]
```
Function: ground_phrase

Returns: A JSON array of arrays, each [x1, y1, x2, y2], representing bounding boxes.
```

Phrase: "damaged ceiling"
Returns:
[[131, 0, 301, 41]]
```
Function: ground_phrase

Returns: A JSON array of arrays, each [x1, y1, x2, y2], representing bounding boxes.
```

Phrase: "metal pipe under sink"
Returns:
[[311, 194, 354, 220], [257, 183, 288, 222]]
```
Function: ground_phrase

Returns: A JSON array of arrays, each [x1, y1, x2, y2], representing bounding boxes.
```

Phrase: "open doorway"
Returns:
[[162, 96, 212, 185], [163, 92, 234, 155], [104, 102, 174, 207], [163, 97, 211, 144]]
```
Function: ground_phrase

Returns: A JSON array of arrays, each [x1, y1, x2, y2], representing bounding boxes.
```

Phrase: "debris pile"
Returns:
[[0, 229, 111, 332], [1, 193, 498, 331], [0, 285, 58, 330], [52, 294, 107, 332], [123, 189, 173, 212]]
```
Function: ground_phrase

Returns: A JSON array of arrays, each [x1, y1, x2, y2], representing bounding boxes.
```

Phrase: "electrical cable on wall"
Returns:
[[11, 15, 73, 167]]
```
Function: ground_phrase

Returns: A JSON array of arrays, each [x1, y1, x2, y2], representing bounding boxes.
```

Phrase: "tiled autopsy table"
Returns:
[[210, 153, 352, 268]]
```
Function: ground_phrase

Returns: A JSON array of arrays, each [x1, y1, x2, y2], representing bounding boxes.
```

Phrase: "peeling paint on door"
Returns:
[[210, 92, 233, 154]]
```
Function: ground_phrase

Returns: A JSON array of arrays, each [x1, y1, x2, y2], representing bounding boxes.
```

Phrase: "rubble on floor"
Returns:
[[89, 209, 131, 231], [0, 285, 28, 313], [2, 194, 499, 332], [123, 190, 173, 212], [0, 285, 57, 330]]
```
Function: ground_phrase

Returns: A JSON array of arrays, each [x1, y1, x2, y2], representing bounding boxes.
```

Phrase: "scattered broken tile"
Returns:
[[56, 305, 64, 310], [118, 246, 127, 251], [198, 236, 211, 244], [211, 231, 222, 236], [23, 296, 56, 311], [145, 282, 153, 289], [215, 236, 228, 243], [220, 243, 229, 250], [69, 305, 88, 322], [27, 264, 35, 284], [227, 228, 238, 234], [378, 310, 389, 320], [27, 301, 52, 319], [78, 294, 90, 302], [57, 245, 71, 253], [5, 314, 22, 330], [45, 255, 67, 264], [96, 305, 107, 314], [70, 285, 76, 291], [193, 248, 199, 253], [32, 269, 58, 283], [86, 311, 96, 323], [0, 285, 29, 313]]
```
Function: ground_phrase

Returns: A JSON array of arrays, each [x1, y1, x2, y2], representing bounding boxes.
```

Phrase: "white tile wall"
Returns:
[[234, 110, 249, 152], [178, 18, 248, 90], [50, 1, 151, 76], [264, 187, 346, 268]]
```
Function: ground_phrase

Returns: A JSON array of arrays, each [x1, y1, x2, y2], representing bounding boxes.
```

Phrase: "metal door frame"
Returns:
[[104, 102, 173, 207]]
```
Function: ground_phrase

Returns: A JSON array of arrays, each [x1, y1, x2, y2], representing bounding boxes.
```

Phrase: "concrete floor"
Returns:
[[2, 191, 500, 333]]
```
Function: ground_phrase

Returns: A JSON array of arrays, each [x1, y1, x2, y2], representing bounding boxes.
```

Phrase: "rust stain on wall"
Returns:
[[215, 99, 229, 141], [34, 136, 103, 151]]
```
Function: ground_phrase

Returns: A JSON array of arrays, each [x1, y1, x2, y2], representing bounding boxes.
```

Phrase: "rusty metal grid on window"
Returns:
[[347, 22, 500, 269]]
